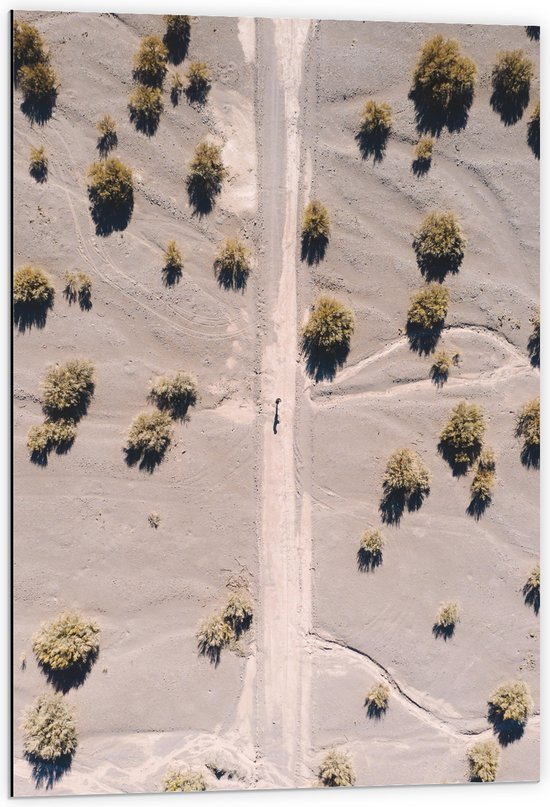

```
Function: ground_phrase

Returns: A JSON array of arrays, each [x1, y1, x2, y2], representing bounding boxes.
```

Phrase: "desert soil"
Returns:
[[13, 12, 539, 795]]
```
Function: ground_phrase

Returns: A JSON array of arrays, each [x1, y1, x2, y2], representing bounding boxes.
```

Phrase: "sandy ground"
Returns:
[[13, 12, 539, 795]]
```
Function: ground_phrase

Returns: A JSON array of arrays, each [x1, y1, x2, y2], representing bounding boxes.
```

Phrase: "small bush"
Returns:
[[128, 85, 163, 135], [318, 750, 356, 788], [163, 769, 206, 792], [439, 401, 485, 469], [365, 682, 389, 718], [186, 60, 211, 102], [149, 371, 197, 419], [223, 591, 253, 638], [413, 212, 465, 279], [412, 136, 434, 175], [214, 238, 251, 290], [523, 563, 540, 614], [381, 448, 430, 524], [357, 528, 384, 572], [162, 240, 183, 284], [42, 359, 95, 419], [197, 613, 232, 665], [125, 410, 173, 469], [433, 601, 459, 639], [88, 157, 134, 233], [27, 419, 77, 462], [33, 612, 99, 672], [96, 114, 117, 155], [187, 141, 227, 214], [357, 100, 392, 161], [133, 34, 167, 87], [488, 681, 532, 740], [22, 693, 77, 761], [411, 35, 477, 132], [407, 283, 450, 330], [13, 20, 46, 73], [527, 101, 540, 158], [64, 271, 92, 309], [170, 71, 184, 104], [491, 50, 534, 123], [19, 61, 58, 103], [467, 740, 500, 782], [163, 15, 191, 64], [148, 512, 161, 528], [13, 265, 54, 307], [430, 350, 452, 386], [29, 145, 48, 182], [516, 397, 540, 468], [302, 296, 355, 353], [301, 200, 330, 263], [470, 448, 496, 501], [528, 308, 540, 366]]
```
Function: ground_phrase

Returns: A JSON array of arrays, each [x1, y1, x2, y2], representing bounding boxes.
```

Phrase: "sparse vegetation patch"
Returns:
[[14, 265, 54, 307], [301, 200, 330, 263], [27, 420, 77, 463], [186, 60, 211, 103], [516, 397, 540, 468], [491, 50, 534, 124], [488, 681, 532, 743], [96, 114, 117, 155], [128, 85, 163, 135], [439, 401, 485, 470], [223, 591, 253, 638], [523, 563, 540, 614], [357, 528, 384, 572], [29, 146, 48, 182], [433, 601, 459, 639], [467, 740, 500, 782], [164, 769, 206, 792], [381, 448, 430, 524], [197, 613, 232, 665], [42, 359, 95, 419], [133, 35, 167, 87], [149, 371, 197, 419], [214, 238, 251, 290], [87, 157, 134, 233], [22, 693, 77, 762], [125, 410, 173, 470], [365, 682, 390, 718], [413, 212, 465, 278], [318, 750, 356, 788], [357, 100, 392, 161], [33, 612, 100, 672], [187, 141, 227, 214]]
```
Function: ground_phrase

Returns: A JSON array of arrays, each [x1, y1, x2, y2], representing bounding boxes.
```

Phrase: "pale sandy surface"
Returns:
[[13, 12, 539, 795]]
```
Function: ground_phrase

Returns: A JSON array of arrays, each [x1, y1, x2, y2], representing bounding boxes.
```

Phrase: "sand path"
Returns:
[[256, 17, 311, 786]]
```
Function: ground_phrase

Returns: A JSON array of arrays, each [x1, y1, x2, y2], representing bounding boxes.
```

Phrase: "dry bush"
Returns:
[[433, 602, 459, 639], [488, 681, 532, 739], [170, 71, 184, 104], [13, 19, 46, 73], [214, 238, 251, 290], [365, 682, 390, 717], [407, 283, 450, 330], [413, 212, 465, 279], [27, 419, 77, 461], [302, 296, 355, 352], [318, 750, 356, 787], [29, 145, 48, 182], [357, 528, 384, 572], [22, 693, 77, 761], [412, 136, 434, 175], [187, 141, 227, 213], [528, 307, 540, 366], [163, 769, 206, 792], [223, 591, 253, 638], [150, 371, 197, 419], [13, 265, 54, 307], [162, 240, 183, 284], [125, 410, 173, 468], [197, 613, 232, 665], [357, 100, 392, 161], [467, 740, 500, 782], [163, 15, 191, 64], [516, 397, 540, 468], [527, 100, 540, 158], [439, 401, 485, 469], [523, 563, 540, 614], [470, 448, 496, 501], [491, 50, 534, 123], [128, 85, 163, 134], [19, 61, 58, 102], [33, 612, 99, 672], [42, 359, 95, 419], [411, 35, 477, 132], [64, 271, 92, 309], [301, 200, 330, 263], [96, 114, 117, 155], [133, 34, 167, 87], [381, 448, 430, 524], [87, 157, 134, 233], [186, 60, 211, 102], [430, 350, 452, 385], [148, 512, 161, 528]]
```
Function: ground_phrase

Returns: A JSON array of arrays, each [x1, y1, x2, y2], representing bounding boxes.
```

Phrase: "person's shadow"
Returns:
[[273, 398, 281, 434]]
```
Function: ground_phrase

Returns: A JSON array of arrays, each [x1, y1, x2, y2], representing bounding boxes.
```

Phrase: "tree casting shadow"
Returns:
[[162, 265, 182, 287], [357, 548, 383, 573], [124, 444, 168, 473], [185, 83, 210, 106], [13, 299, 53, 333], [414, 249, 463, 282], [432, 622, 456, 641], [29, 430, 75, 467], [519, 442, 539, 470], [301, 232, 328, 265], [365, 700, 387, 721], [26, 752, 73, 790], [523, 580, 540, 615], [487, 707, 526, 746], [438, 439, 481, 477], [430, 365, 448, 388], [409, 86, 474, 136], [491, 86, 530, 126], [355, 128, 389, 163], [406, 321, 443, 356], [528, 115, 540, 159], [301, 339, 350, 383], [29, 162, 48, 184], [38, 653, 98, 694], [88, 192, 134, 236], [97, 131, 118, 158], [129, 106, 161, 137], [163, 24, 190, 65], [412, 156, 431, 177], [379, 486, 428, 526], [215, 264, 249, 293]]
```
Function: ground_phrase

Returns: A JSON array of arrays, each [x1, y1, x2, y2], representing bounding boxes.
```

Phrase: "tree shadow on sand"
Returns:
[[525, 26, 540, 41], [301, 339, 351, 383], [214, 264, 249, 293], [185, 82, 210, 107], [528, 114, 540, 160], [96, 130, 118, 158], [518, 440, 539, 470], [409, 86, 474, 136], [438, 440, 481, 478], [432, 622, 456, 641], [129, 106, 161, 138], [301, 232, 328, 265], [162, 265, 183, 287], [186, 176, 221, 217], [38, 653, 99, 694], [414, 249, 464, 283], [487, 708, 526, 746], [29, 429, 76, 468], [406, 321, 443, 356], [379, 487, 429, 526], [523, 579, 540, 616], [88, 192, 134, 237], [355, 128, 389, 164], [21, 93, 57, 126], [124, 444, 169, 473], [25, 753, 73, 791], [365, 700, 388, 721], [163, 23, 191, 66], [13, 298, 54, 333], [528, 328, 540, 367], [412, 156, 431, 177], [357, 547, 383, 573], [466, 492, 492, 521], [491, 86, 531, 126]]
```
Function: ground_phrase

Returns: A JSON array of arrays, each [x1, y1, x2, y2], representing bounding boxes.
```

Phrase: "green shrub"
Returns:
[[64, 271, 92, 309], [126, 410, 173, 457], [128, 85, 163, 133], [365, 682, 389, 717], [527, 100, 540, 157], [413, 212, 465, 278], [13, 20, 46, 73], [516, 398, 540, 447], [223, 591, 253, 637], [357, 528, 384, 571], [301, 201, 330, 263], [96, 114, 117, 154], [214, 238, 251, 290], [186, 60, 211, 101], [383, 448, 431, 498], [523, 563, 540, 614], [27, 419, 77, 460], [197, 613, 232, 664], [439, 401, 485, 467], [149, 371, 197, 418], [491, 50, 534, 122], [302, 296, 355, 352], [411, 35, 477, 126], [187, 142, 227, 211], [22, 693, 77, 761], [29, 145, 48, 181], [163, 770, 206, 792], [13, 265, 54, 306], [133, 34, 167, 87], [488, 681, 532, 725], [33, 612, 99, 671], [19, 61, 58, 103], [430, 350, 452, 385], [162, 240, 183, 283], [42, 359, 95, 418], [407, 284, 450, 330], [88, 157, 133, 210], [318, 750, 356, 788], [470, 448, 496, 502], [467, 740, 500, 782]]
